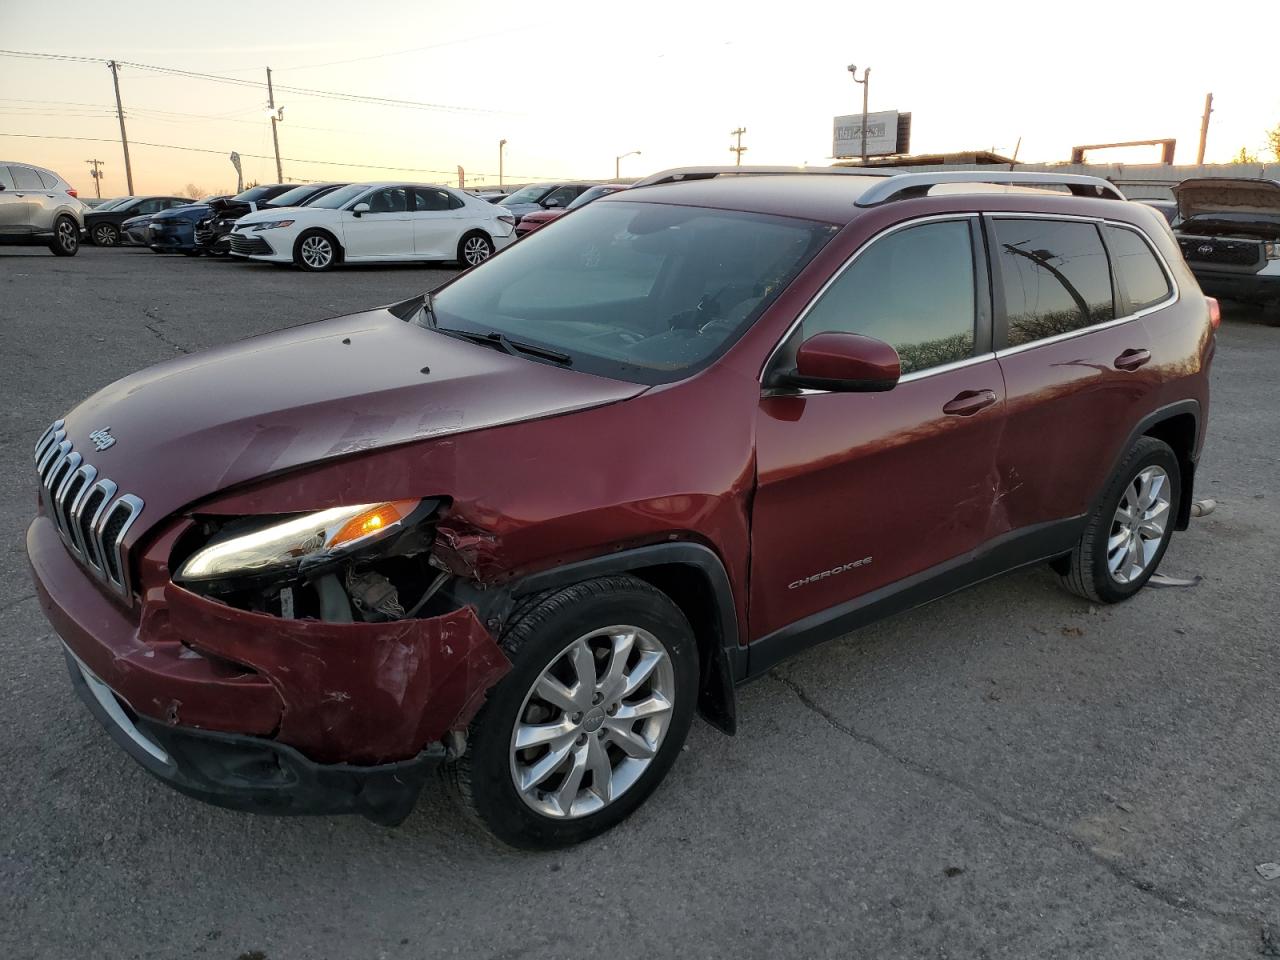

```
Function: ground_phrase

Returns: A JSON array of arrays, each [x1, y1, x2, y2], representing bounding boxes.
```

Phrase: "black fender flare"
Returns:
[[490, 543, 744, 735], [1099, 399, 1202, 531]]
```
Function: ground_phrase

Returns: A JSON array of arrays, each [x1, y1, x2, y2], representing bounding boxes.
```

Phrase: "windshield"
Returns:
[[427, 200, 836, 385], [567, 185, 619, 210], [232, 186, 277, 203], [309, 184, 370, 209], [267, 184, 331, 207], [501, 184, 552, 205]]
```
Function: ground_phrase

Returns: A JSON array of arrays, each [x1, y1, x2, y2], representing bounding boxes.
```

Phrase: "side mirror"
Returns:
[[776, 332, 900, 392], [352, 202, 370, 217]]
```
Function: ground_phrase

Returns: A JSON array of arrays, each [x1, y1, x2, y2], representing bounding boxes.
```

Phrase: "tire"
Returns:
[[447, 575, 698, 849], [1059, 436, 1181, 603], [48, 216, 79, 256], [458, 231, 494, 268], [295, 229, 339, 272], [91, 223, 119, 247]]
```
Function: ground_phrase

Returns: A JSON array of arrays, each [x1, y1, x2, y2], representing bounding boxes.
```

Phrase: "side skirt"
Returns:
[[742, 516, 1085, 680]]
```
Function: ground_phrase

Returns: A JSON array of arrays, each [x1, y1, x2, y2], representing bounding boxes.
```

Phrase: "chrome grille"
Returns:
[[34, 419, 144, 601]]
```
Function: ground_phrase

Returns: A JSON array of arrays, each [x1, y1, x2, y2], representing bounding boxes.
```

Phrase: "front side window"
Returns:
[[994, 219, 1114, 347], [10, 166, 44, 190], [1105, 225, 1171, 312], [365, 187, 408, 213], [542, 186, 578, 207], [428, 200, 836, 385], [798, 219, 977, 375], [136, 198, 165, 215]]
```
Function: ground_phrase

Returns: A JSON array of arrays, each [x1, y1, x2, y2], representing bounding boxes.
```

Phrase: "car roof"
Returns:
[[604, 172, 1134, 226]]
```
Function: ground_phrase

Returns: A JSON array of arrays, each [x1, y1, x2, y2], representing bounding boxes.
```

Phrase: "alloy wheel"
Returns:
[[509, 625, 675, 819], [300, 235, 333, 269], [463, 235, 492, 266], [1108, 465, 1171, 583], [57, 219, 79, 253], [93, 225, 117, 246]]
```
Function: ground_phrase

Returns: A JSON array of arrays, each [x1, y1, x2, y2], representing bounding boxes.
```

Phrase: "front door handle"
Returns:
[[1114, 348, 1151, 371], [943, 389, 998, 417]]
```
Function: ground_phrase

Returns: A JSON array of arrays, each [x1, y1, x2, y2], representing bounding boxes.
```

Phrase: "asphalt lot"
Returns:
[[2, 245, 1279, 960]]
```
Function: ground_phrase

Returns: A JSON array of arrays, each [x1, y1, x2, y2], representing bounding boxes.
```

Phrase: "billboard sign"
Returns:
[[833, 110, 910, 158]]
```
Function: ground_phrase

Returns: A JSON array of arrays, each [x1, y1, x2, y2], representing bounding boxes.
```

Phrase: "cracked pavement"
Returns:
[[2, 247, 1278, 959]]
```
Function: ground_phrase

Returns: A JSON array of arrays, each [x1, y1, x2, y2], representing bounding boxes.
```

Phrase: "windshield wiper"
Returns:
[[434, 326, 573, 366]]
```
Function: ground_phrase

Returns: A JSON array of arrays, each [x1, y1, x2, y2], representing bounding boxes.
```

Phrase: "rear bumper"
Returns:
[[65, 647, 442, 823]]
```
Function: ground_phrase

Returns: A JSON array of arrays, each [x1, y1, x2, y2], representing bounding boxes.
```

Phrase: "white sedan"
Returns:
[[228, 182, 516, 271]]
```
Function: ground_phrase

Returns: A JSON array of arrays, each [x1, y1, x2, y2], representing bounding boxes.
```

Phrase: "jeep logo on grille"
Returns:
[[88, 427, 116, 451]]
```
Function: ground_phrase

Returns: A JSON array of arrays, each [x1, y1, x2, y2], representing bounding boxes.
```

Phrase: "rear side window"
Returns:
[[36, 169, 58, 189], [800, 219, 977, 375], [994, 219, 1114, 347], [10, 166, 44, 190], [1106, 225, 1172, 312], [414, 188, 459, 212]]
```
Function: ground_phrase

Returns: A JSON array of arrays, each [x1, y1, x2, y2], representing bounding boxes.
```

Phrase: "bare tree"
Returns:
[[181, 183, 206, 199], [1268, 124, 1280, 162]]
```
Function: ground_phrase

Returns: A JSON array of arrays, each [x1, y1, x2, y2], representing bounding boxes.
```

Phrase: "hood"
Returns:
[[57, 305, 646, 541], [1175, 178, 1280, 220], [121, 214, 152, 228], [152, 203, 211, 222]]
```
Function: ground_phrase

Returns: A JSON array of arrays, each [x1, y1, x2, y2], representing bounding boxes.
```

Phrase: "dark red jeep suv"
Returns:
[[28, 169, 1216, 848]]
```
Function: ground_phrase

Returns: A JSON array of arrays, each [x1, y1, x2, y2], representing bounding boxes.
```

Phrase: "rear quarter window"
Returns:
[[993, 218, 1114, 348], [1105, 225, 1172, 312]]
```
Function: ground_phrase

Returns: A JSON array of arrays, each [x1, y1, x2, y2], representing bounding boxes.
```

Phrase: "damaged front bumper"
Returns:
[[28, 513, 511, 822]]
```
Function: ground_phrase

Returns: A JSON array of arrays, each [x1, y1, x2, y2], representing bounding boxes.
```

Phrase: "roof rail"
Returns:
[[853, 171, 1127, 207], [630, 165, 898, 188]]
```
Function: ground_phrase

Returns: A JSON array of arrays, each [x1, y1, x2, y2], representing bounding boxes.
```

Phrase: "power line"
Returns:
[[0, 49, 512, 116], [0, 132, 560, 181]]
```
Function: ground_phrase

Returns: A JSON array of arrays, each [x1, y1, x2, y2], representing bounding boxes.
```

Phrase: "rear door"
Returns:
[[411, 186, 464, 258], [341, 186, 414, 259], [13, 166, 56, 230], [750, 216, 1008, 640], [0, 166, 30, 234], [988, 215, 1161, 531]]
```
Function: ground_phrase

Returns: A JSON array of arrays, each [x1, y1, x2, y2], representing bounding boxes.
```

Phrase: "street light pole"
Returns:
[[848, 63, 870, 163], [615, 150, 641, 179], [498, 139, 507, 187]]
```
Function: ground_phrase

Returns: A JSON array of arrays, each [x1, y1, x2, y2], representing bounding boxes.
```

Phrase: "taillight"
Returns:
[[497, 214, 515, 226], [1205, 296, 1221, 330], [66, 187, 78, 198]]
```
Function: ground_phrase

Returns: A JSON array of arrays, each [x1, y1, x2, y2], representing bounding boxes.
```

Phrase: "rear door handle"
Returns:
[[1114, 348, 1151, 371], [943, 389, 998, 417]]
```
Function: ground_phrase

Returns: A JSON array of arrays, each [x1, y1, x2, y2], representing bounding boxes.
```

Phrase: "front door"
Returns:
[[750, 216, 1008, 640], [341, 186, 414, 259]]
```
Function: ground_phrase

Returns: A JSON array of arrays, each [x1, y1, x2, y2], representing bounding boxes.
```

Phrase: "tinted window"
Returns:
[[1106, 225, 1171, 312], [995, 219, 1114, 347], [429, 200, 835, 385], [36, 169, 58, 189], [542, 186, 578, 207], [414, 187, 455, 212], [501, 184, 551, 205], [310, 184, 370, 209], [800, 220, 977, 375], [10, 166, 44, 190], [135, 198, 165, 214], [366, 187, 409, 213]]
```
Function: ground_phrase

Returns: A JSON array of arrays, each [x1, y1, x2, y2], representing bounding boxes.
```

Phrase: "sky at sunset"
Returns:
[[2, 0, 1277, 198]]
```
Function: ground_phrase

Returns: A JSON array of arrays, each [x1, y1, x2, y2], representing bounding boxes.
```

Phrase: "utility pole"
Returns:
[[615, 150, 641, 179], [85, 158, 106, 199], [107, 61, 134, 194], [1196, 92, 1213, 165], [266, 67, 283, 182], [848, 64, 871, 163], [729, 128, 747, 166], [499, 139, 507, 187]]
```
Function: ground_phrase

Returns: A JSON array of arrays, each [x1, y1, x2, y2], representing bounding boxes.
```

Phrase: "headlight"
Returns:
[[253, 220, 295, 231], [1265, 240, 1279, 260], [176, 500, 421, 583]]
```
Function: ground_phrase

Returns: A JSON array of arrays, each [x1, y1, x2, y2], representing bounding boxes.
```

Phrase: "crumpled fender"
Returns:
[[164, 583, 510, 764]]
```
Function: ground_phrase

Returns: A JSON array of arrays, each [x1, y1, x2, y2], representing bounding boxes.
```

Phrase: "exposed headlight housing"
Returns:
[[253, 219, 296, 231], [176, 500, 422, 583], [1265, 240, 1279, 260]]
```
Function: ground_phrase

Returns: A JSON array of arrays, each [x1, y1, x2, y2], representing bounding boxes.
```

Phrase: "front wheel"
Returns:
[[295, 230, 339, 271], [91, 223, 119, 246], [458, 231, 494, 268], [447, 576, 698, 848], [1059, 436, 1181, 603], [48, 216, 79, 256]]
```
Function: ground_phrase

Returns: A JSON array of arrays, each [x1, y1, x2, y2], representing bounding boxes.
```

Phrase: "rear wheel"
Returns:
[[295, 230, 339, 271], [458, 231, 494, 268], [91, 223, 119, 246], [1059, 436, 1181, 603], [447, 576, 698, 848], [48, 216, 79, 256]]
